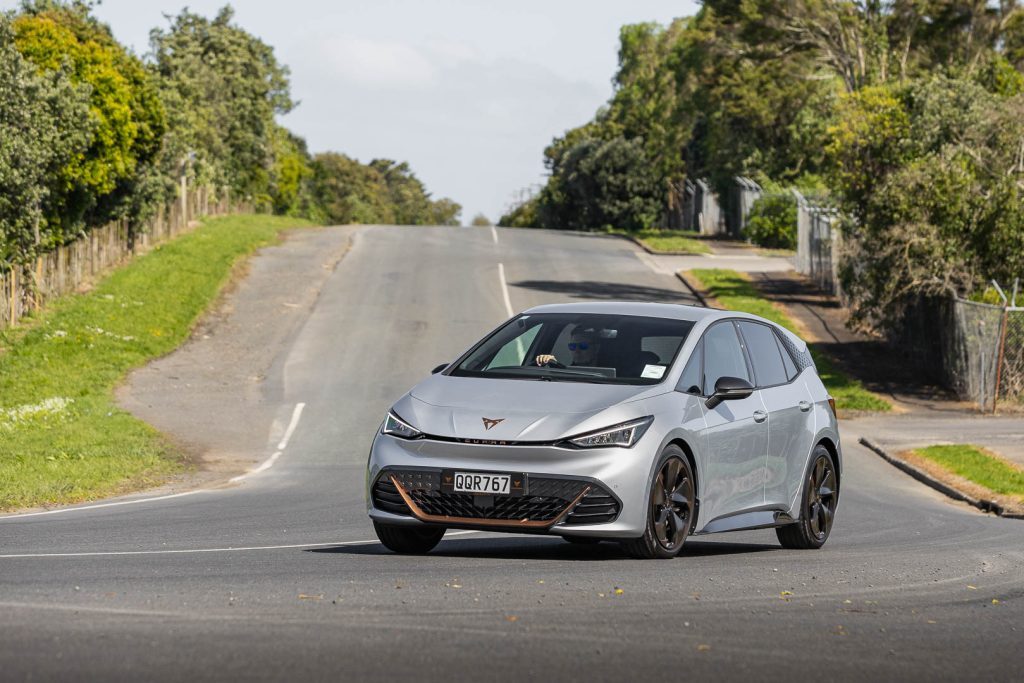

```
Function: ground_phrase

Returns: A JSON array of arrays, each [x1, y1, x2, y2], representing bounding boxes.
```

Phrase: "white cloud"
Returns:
[[319, 37, 439, 89]]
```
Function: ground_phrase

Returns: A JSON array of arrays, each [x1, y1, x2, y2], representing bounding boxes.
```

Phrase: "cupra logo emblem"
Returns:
[[481, 417, 505, 431]]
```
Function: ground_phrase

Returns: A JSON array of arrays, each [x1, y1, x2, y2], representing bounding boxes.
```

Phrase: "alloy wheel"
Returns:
[[806, 455, 837, 541], [651, 457, 694, 551]]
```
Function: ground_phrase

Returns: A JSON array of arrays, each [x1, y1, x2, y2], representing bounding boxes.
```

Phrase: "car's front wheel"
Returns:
[[621, 446, 696, 559], [374, 522, 446, 554], [776, 445, 838, 550]]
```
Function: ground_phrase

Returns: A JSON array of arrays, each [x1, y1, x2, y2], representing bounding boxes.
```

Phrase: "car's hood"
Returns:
[[397, 374, 662, 442]]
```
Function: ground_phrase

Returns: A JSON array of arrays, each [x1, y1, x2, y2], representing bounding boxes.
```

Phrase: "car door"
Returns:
[[697, 321, 770, 524], [736, 321, 815, 512]]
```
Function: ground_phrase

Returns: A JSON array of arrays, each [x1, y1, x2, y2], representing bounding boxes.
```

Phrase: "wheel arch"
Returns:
[[815, 436, 841, 494], [666, 437, 701, 532]]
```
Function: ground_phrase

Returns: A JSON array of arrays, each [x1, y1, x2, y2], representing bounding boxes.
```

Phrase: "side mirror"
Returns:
[[431, 363, 448, 375], [705, 376, 754, 409]]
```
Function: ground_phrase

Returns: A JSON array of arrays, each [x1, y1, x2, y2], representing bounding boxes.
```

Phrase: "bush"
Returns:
[[744, 193, 797, 249], [538, 134, 662, 232]]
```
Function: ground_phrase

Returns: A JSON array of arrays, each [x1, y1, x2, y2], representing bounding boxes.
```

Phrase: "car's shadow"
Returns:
[[307, 536, 780, 561], [509, 279, 692, 303]]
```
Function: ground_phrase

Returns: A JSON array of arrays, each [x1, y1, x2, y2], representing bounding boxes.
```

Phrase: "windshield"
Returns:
[[451, 313, 695, 385]]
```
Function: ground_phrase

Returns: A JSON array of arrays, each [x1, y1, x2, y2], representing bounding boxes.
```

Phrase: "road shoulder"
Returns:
[[116, 225, 356, 487]]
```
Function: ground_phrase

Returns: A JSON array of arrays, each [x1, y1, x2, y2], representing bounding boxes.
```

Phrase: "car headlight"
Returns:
[[567, 416, 653, 449], [381, 411, 423, 439]]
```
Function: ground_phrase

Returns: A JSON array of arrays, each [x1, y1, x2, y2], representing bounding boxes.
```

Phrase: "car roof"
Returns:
[[520, 301, 808, 351]]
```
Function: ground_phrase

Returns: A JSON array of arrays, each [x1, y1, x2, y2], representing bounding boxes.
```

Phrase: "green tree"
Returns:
[[149, 6, 293, 199], [311, 153, 394, 225], [0, 13, 90, 265], [429, 198, 462, 226], [538, 135, 662, 232], [269, 126, 316, 218], [13, 1, 166, 238]]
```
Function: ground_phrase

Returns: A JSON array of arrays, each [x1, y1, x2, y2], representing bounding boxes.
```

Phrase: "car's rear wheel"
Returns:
[[777, 445, 838, 550], [621, 446, 695, 559], [374, 522, 446, 554]]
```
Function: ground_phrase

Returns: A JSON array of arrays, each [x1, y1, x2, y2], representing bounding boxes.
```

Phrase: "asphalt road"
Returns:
[[1, 226, 1022, 682]]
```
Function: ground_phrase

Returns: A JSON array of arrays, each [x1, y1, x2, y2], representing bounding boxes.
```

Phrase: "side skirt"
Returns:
[[694, 508, 795, 535]]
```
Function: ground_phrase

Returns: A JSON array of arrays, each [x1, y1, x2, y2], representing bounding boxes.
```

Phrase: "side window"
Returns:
[[702, 322, 751, 395], [485, 325, 541, 369], [676, 341, 702, 395], [775, 330, 799, 380], [738, 321, 789, 387]]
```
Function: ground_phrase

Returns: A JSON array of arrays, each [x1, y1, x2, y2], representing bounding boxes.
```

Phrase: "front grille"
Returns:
[[372, 469, 620, 526]]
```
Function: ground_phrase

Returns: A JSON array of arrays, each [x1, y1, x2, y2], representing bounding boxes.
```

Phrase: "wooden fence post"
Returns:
[[9, 267, 17, 328]]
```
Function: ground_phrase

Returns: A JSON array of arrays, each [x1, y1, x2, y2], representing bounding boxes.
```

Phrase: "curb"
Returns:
[[622, 234, 707, 256], [859, 437, 1024, 519], [675, 271, 709, 307]]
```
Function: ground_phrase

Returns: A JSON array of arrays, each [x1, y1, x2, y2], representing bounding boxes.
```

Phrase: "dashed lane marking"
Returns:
[[498, 263, 514, 318], [277, 402, 306, 450]]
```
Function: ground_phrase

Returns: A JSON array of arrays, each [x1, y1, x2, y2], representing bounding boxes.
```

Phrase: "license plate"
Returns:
[[441, 470, 527, 496]]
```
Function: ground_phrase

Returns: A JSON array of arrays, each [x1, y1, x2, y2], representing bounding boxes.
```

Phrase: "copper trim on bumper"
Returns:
[[389, 475, 591, 530]]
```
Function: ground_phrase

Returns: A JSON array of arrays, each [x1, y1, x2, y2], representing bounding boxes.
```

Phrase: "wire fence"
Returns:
[[793, 190, 841, 297], [899, 284, 1024, 411]]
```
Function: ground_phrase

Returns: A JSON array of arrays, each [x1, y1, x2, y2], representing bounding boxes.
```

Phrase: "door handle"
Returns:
[[753, 410, 767, 423], [799, 401, 812, 412]]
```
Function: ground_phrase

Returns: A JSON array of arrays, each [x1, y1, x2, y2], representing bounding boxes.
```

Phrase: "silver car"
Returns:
[[366, 302, 841, 559]]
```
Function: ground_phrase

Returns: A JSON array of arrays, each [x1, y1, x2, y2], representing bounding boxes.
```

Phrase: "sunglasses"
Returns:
[[568, 342, 590, 351]]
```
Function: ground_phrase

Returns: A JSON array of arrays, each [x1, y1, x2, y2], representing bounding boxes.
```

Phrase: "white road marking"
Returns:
[[0, 530, 482, 559], [228, 451, 281, 483], [276, 402, 306, 450], [490, 224, 498, 244], [0, 490, 208, 521], [498, 262, 514, 318]]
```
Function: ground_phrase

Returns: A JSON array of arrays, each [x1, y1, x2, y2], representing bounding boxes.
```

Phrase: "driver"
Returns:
[[535, 327, 600, 368]]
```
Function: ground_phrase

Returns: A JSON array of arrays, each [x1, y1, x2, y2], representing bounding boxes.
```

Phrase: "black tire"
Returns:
[[620, 445, 696, 559], [373, 522, 446, 554], [777, 445, 838, 550], [562, 536, 601, 545]]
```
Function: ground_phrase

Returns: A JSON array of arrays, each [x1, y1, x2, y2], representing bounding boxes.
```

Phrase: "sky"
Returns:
[[3, 0, 701, 223]]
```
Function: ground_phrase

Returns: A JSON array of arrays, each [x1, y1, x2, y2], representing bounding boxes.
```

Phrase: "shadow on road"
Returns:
[[307, 537, 780, 560], [509, 279, 690, 303]]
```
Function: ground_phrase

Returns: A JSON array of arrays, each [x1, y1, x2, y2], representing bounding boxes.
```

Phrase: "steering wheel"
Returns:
[[537, 357, 566, 369]]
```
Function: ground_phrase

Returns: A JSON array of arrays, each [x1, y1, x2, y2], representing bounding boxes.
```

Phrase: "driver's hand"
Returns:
[[535, 354, 557, 366]]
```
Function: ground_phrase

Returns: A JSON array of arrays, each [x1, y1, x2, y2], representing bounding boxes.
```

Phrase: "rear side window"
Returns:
[[738, 321, 789, 387], [702, 322, 750, 395], [776, 329, 815, 373], [776, 331, 798, 380]]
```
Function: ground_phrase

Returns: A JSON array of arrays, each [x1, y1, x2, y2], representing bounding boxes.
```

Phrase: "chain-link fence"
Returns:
[[947, 298, 1006, 411], [898, 284, 1024, 411], [995, 303, 1024, 408], [793, 190, 841, 296]]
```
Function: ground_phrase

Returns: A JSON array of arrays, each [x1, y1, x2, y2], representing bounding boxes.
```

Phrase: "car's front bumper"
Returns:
[[365, 432, 654, 538]]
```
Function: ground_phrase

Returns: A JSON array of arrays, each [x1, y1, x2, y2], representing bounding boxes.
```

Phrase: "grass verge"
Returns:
[[912, 445, 1024, 504], [687, 268, 891, 413], [622, 229, 711, 255], [0, 214, 318, 511]]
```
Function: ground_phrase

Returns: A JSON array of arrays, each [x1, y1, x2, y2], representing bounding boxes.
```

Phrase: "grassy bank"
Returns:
[[624, 229, 711, 255], [687, 268, 891, 413], [913, 445, 1024, 502], [0, 214, 317, 511]]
